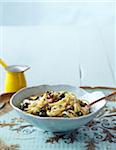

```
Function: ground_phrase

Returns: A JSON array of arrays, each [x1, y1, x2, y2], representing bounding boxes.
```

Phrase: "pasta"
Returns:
[[20, 91, 90, 118]]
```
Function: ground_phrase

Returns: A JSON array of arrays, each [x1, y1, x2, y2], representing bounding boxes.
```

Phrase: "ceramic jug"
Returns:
[[0, 59, 30, 93]]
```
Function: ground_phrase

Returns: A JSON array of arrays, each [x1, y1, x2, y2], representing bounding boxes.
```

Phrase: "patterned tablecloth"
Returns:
[[0, 90, 116, 150]]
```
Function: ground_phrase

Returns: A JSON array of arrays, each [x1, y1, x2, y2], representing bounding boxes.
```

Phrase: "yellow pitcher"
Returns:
[[0, 59, 30, 93]]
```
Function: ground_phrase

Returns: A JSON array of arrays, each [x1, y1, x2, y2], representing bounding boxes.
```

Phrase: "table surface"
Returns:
[[0, 89, 116, 150]]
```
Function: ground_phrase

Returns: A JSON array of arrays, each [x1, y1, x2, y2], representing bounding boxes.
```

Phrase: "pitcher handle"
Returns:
[[0, 58, 8, 68]]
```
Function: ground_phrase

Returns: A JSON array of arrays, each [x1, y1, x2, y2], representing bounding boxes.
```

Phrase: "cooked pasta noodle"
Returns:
[[19, 91, 90, 118]]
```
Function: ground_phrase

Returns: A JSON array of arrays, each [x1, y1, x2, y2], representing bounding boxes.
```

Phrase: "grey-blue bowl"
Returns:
[[10, 85, 106, 132]]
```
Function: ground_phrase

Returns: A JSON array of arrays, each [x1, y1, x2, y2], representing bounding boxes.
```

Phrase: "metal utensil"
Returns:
[[85, 91, 116, 109]]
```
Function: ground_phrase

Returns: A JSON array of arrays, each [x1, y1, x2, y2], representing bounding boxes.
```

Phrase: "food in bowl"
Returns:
[[10, 85, 106, 132], [19, 91, 90, 118]]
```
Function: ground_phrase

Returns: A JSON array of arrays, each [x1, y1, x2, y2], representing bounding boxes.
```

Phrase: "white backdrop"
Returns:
[[0, 1, 115, 93]]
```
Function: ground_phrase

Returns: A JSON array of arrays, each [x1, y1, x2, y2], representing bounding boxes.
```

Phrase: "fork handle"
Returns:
[[87, 91, 116, 108]]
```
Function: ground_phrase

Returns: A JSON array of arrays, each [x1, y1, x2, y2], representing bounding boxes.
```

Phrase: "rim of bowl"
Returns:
[[10, 84, 107, 120]]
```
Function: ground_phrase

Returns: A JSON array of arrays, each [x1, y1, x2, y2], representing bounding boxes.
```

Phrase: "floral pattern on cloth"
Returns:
[[0, 94, 116, 150]]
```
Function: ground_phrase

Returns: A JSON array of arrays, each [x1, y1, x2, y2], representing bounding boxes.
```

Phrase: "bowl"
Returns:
[[10, 84, 106, 132]]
